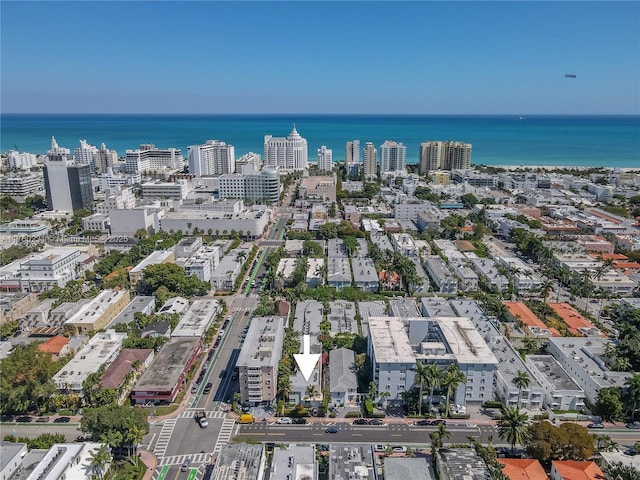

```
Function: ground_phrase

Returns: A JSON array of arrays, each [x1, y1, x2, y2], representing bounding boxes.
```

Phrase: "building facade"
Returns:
[[379, 140, 407, 173], [188, 140, 236, 176], [317, 145, 333, 172], [263, 126, 308, 172]]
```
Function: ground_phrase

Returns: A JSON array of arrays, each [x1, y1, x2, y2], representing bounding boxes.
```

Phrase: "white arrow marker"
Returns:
[[293, 335, 321, 382]]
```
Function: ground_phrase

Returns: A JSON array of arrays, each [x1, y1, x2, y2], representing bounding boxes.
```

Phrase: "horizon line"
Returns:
[[2, 112, 639, 116]]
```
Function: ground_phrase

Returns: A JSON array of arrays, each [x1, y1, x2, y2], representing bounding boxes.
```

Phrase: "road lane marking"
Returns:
[[267, 433, 285, 436], [157, 465, 169, 480], [391, 434, 402, 437], [351, 434, 362, 436], [187, 469, 198, 480]]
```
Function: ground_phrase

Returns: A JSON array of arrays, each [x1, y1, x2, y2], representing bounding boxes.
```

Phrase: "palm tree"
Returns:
[[277, 376, 292, 416], [89, 444, 112, 479], [413, 362, 431, 417], [441, 364, 466, 418], [513, 370, 531, 409], [497, 407, 530, 453], [425, 363, 441, 412], [305, 384, 319, 404], [539, 279, 554, 301], [623, 372, 640, 420], [429, 422, 451, 451]]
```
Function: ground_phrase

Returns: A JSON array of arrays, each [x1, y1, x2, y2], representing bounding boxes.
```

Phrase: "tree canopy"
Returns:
[[525, 421, 595, 463], [136, 263, 210, 299], [81, 404, 149, 450]]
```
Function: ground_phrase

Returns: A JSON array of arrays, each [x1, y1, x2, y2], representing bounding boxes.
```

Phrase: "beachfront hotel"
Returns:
[[379, 140, 407, 174], [263, 125, 308, 172], [187, 139, 236, 176]]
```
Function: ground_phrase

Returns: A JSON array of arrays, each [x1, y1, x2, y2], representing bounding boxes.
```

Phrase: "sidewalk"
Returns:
[[138, 449, 157, 480]]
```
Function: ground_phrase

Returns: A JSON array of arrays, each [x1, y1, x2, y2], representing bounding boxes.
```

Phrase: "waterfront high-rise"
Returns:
[[317, 146, 333, 172], [124, 144, 183, 173], [419, 140, 472, 172], [363, 142, 377, 178], [379, 140, 406, 173], [263, 125, 308, 172], [74, 140, 98, 174], [188, 140, 236, 176], [345, 140, 360, 164], [94, 143, 118, 175], [44, 137, 93, 213]]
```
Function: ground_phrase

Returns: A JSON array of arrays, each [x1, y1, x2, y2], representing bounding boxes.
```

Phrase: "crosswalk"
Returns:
[[177, 409, 227, 420], [159, 452, 212, 466], [153, 418, 177, 459], [213, 418, 236, 454]]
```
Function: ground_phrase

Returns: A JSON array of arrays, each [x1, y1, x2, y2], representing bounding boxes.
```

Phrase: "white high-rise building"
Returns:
[[263, 125, 308, 172], [419, 141, 444, 174], [74, 140, 99, 173], [346, 140, 360, 164], [44, 137, 93, 213], [379, 140, 406, 173], [188, 140, 236, 176], [124, 144, 183, 173], [94, 143, 118, 175], [7, 150, 38, 170], [363, 142, 377, 178], [317, 146, 333, 172], [235, 152, 261, 173]]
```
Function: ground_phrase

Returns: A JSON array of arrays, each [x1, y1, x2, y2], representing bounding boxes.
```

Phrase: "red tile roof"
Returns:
[[100, 349, 154, 390], [37, 336, 69, 355], [499, 458, 549, 480], [551, 460, 605, 480]]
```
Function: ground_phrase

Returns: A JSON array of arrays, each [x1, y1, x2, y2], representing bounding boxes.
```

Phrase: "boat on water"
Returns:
[[564, 73, 577, 78], [519, 116, 526, 121]]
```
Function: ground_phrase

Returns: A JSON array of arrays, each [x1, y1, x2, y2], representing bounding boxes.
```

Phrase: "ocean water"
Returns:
[[1, 114, 639, 168]]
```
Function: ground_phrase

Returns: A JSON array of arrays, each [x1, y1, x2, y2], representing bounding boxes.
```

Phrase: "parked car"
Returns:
[[392, 446, 407, 453], [292, 418, 307, 424], [54, 416, 71, 423], [325, 426, 339, 434], [203, 383, 212, 394], [35, 416, 50, 423], [587, 423, 605, 429], [191, 384, 198, 394], [431, 419, 446, 426], [352, 418, 368, 425], [368, 419, 384, 426], [16, 416, 33, 423], [626, 421, 640, 429], [415, 420, 431, 426], [219, 369, 227, 378], [277, 417, 293, 424]]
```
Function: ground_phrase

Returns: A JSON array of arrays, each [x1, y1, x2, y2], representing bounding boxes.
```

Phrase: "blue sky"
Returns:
[[1, 1, 639, 114]]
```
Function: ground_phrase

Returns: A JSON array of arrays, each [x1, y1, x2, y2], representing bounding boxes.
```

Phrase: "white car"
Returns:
[[392, 446, 407, 453], [277, 417, 293, 424]]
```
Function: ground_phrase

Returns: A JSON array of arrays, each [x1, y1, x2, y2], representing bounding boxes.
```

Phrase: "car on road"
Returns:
[[16, 416, 33, 423], [203, 383, 212, 394], [292, 418, 307, 424], [195, 411, 208, 428], [414, 420, 432, 426], [587, 423, 605, 429], [54, 416, 71, 423], [181, 458, 191, 472], [231, 371, 238, 381], [325, 426, 339, 434], [369, 419, 384, 426], [626, 421, 640, 429], [431, 419, 446, 426], [352, 418, 368, 425], [219, 369, 227, 378], [277, 417, 293, 424]]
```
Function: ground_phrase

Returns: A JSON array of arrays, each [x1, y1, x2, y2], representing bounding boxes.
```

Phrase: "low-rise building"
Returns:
[[12, 248, 82, 293], [421, 297, 456, 317], [82, 213, 110, 233], [306, 258, 325, 287], [64, 289, 130, 334], [211, 444, 266, 480], [547, 303, 605, 337], [0, 441, 28, 479], [171, 299, 219, 337], [106, 295, 156, 329], [352, 257, 378, 292], [436, 448, 490, 480], [497, 257, 541, 293], [328, 301, 358, 335], [237, 317, 285, 405], [328, 348, 358, 407], [21, 442, 110, 480], [327, 257, 351, 289], [525, 355, 586, 411], [100, 348, 155, 404], [129, 250, 175, 287], [183, 245, 221, 284], [498, 458, 549, 480], [157, 296, 189, 316], [391, 233, 418, 257], [210, 249, 243, 291], [132, 337, 201, 404], [52, 329, 126, 394], [550, 460, 605, 480], [329, 444, 375, 480], [384, 457, 434, 480], [546, 337, 631, 404], [269, 444, 317, 480], [291, 301, 323, 404], [423, 256, 458, 294]]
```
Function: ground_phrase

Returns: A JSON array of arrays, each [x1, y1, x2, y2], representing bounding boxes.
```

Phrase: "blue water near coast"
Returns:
[[1, 114, 639, 168]]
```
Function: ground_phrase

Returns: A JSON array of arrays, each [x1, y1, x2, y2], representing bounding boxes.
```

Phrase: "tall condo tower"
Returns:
[[379, 140, 407, 173], [317, 146, 333, 172], [363, 142, 377, 178], [188, 140, 236, 176], [263, 125, 308, 172], [94, 143, 118, 175], [44, 137, 94, 213], [345, 140, 360, 164], [419, 140, 472, 172], [74, 140, 98, 174]]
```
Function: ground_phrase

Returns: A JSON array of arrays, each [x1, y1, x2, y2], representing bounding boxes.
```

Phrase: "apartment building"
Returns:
[[218, 165, 280, 204], [423, 256, 458, 294], [188, 140, 235, 176], [237, 317, 285, 405], [64, 289, 131, 334], [317, 145, 333, 172], [124, 144, 183, 173], [129, 250, 176, 287], [183, 245, 221, 284]]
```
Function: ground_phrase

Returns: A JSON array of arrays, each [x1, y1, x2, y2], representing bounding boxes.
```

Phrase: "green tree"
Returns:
[[81, 405, 149, 451], [623, 372, 640, 420], [603, 461, 640, 480], [413, 362, 431, 417], [593, 387, 624, 421], [441, 363, 466, 417], [89, 444, 112, 479], [497, 407, 531, 453], [513, 370, 531, 409]]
